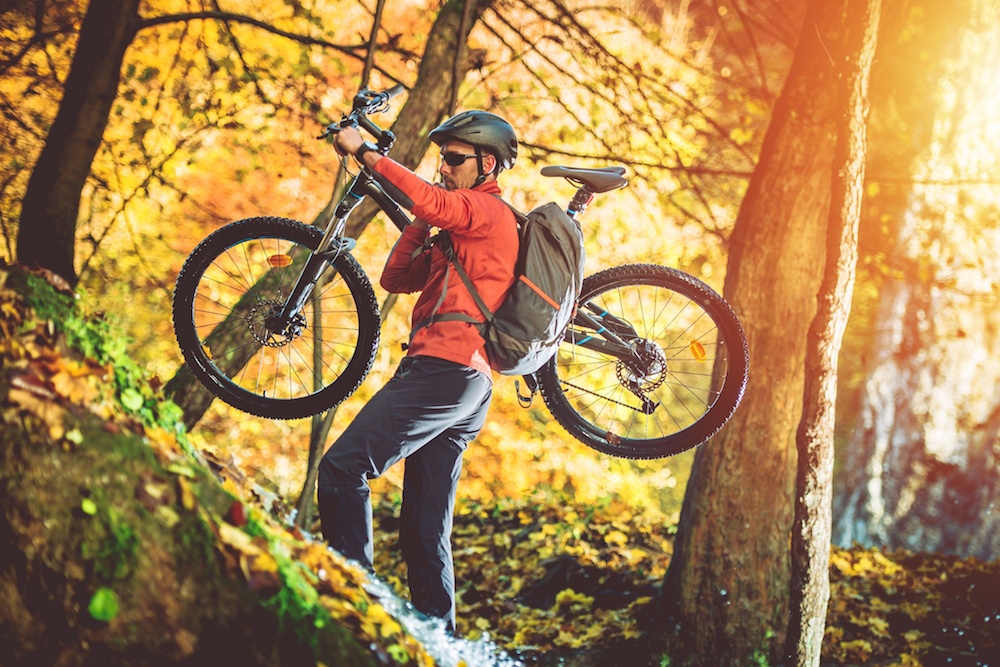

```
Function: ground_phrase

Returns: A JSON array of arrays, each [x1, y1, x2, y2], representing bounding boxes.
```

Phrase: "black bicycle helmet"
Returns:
[[429, 110, 518, 171]]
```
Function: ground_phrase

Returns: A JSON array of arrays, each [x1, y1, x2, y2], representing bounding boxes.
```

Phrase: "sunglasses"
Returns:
[[441, 152, 478, 167]]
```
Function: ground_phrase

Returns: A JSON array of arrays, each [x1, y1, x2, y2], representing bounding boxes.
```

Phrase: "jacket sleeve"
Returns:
[[380, 224, 432, 294], [372, 158, 484, 237]]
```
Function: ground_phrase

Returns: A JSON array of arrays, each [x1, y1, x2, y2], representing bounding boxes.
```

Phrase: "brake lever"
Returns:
[[320, 85, 401, 140], [317, 116, 359, 141]]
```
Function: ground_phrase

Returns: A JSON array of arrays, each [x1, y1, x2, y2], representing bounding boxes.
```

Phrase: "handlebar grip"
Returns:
[[383, 83, 405, 100]]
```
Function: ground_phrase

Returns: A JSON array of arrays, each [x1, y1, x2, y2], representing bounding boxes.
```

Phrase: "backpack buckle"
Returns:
[[514, 374, 539, 408]]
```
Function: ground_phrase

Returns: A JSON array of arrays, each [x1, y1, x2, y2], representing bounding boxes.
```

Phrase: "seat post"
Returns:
[[567, 186, 595, 218]]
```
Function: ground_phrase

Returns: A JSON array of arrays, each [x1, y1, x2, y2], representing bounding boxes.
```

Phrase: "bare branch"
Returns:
[[209, 0, 272, 105], [135, 10, 404, 82]]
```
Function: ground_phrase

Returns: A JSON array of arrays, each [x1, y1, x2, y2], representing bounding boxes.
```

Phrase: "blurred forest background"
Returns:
[[2, 0, 999, 663]]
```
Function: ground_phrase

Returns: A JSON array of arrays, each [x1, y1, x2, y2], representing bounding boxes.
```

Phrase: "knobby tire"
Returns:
[[537, 264, 749, 459], [172, 217, 380, 419]]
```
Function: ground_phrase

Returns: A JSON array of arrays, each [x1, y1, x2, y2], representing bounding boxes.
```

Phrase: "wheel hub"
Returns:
[[247, 300, 307, 348], [617, 338, 667, 392]]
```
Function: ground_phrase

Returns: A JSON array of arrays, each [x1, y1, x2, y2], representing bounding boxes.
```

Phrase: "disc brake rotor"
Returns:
[[617, 338, 667, 393], [247, 300, 307, 348]]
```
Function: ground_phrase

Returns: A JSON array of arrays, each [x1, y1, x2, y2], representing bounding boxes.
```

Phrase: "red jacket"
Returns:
[[374, 158, 519, 377]]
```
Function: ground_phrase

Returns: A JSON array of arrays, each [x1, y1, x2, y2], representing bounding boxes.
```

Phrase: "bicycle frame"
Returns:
[[558, 184, 644, 360], [272, 88, 644, 380]]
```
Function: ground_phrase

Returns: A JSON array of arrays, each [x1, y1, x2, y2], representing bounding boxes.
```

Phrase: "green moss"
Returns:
[[3, 266, 381, 665], [10, 271, 74, 323], [12, 267, 193, 457], [80, 505, 139, 583], [175, 511, 216, 568], [248, 514, 329, 650]]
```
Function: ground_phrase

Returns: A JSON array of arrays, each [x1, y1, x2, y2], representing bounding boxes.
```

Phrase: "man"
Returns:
[[319, 110, 520, 633]]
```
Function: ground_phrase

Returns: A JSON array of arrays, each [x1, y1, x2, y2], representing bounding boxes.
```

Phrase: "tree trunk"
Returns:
[[345, 0, 492, 238], [165, 0, 494, 428], [16, 0, 141, 286], [785, 0, 880, 663], [657, 1, 858, 663]]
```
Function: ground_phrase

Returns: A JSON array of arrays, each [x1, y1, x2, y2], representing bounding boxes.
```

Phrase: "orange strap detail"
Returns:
[[520, 275, 560, 310]]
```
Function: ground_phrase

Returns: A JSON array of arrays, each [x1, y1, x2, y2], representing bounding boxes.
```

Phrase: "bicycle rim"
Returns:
[[538, 264, 748, 459], [173, 217, 379, 419]]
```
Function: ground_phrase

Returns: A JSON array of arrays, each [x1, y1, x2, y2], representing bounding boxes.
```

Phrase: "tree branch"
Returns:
[[136, 10, 401, 81], [208, 0, 272, 105]]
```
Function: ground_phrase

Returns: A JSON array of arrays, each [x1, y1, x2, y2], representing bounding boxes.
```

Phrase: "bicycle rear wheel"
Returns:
[[537, 264, 748, 459], [172, 216, 380, 419]]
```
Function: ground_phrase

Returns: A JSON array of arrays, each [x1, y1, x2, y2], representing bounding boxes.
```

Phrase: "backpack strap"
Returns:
[[434, 231, 496, 322], [494, 195, 529, 226], [409, 234, 435, 260], [409, 231, 493, 341], [409, 198, 522, 340]]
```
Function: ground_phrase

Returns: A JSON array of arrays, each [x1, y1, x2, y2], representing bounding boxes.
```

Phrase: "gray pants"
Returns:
[[317, 356, 492, 629]]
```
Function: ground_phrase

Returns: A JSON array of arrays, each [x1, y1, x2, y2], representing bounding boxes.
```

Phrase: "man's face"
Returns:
[[438, 140, 496, 190]]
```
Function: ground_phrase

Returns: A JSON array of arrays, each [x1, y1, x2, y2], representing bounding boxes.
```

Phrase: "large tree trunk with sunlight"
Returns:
[[833, 275, 1000, 559], [832, 0, 1000, 562], [15, 0, 141, 286], [657, 0, 870, 663], [785, 0, 879, 663]]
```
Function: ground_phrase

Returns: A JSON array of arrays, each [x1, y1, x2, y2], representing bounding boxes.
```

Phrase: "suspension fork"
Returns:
[[274, 173, 412, 329], [275, 179, 364, 327]]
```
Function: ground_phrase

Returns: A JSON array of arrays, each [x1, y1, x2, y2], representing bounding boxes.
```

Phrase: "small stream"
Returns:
[[293, 524, 631, 666], [363, 576, 527, 666], [362, 575, 639, 667]]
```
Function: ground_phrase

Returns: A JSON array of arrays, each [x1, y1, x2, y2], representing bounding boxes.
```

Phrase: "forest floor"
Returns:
[[367, 496, 1000, 666], [5, 264, 998, 667]]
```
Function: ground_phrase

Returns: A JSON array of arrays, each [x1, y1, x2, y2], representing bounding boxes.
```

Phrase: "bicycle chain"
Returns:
[[559, 344, 665, 415], [558, 377, 647, 412]]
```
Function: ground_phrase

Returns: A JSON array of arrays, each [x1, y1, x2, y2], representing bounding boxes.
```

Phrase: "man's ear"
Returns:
[[484, 153, 499, 175]]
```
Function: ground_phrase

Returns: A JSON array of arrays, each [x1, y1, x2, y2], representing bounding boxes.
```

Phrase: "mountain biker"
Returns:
[[318, 110, 520, 634]]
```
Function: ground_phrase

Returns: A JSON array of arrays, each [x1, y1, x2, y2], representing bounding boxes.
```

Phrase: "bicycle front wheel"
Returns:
[[537, 264, 748, 459], [172, 216, 380, 420]]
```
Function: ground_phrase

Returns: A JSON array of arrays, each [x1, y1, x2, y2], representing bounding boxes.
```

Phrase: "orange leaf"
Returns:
[[226, 500, 247, 526]]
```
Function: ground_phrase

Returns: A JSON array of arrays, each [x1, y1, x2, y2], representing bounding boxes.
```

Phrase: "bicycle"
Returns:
[[172, 86, 749, 459]]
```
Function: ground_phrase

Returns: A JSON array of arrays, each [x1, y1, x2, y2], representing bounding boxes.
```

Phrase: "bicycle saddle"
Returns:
[[540, 166, 628, 193]]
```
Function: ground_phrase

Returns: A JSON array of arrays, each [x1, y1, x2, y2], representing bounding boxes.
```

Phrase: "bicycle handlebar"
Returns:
[[319, 84, 404, 150]]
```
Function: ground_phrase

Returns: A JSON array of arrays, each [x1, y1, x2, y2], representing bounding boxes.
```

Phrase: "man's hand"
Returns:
[[334, 125, 364, 156]]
